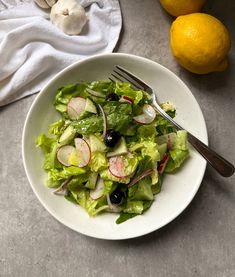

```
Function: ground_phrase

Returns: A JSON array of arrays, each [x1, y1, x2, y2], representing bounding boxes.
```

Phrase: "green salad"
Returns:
[[36, 81, 189, 224]]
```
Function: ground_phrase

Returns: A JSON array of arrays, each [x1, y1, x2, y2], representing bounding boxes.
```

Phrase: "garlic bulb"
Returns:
[[34, 0, 57, 9], [50, 0, 87, 35]]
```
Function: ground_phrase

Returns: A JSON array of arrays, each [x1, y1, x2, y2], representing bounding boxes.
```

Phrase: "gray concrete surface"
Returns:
[[1, 0, 235, 276]]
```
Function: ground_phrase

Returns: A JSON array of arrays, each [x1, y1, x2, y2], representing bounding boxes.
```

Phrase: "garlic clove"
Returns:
[[50, 0, 88, 35], [46, 0, 57, 7]]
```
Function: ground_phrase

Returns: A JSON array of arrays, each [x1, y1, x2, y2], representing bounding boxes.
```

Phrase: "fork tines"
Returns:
[[110, 65, 145, 91]]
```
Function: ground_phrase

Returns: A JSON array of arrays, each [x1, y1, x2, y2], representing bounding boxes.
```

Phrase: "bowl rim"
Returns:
[[22, 52, 208, 240]]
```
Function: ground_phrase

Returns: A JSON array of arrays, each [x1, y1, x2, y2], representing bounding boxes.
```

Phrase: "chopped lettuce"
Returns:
[[104, 102, 133, 135], [71, 189, 108, 216], [89, 152, 109, 172], [36, 80, 190, 224], [114, 82, 145, 104], [70, 115, 103, 135], [165, 130, 189, 172], [129, 139, 160, 163], [48, 119, 65, 136], [47, 166, 86, 188]]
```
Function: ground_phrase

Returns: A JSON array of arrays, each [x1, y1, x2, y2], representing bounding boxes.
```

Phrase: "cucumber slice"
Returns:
[[89, 134, 107, 153], [90, 177, 104, 200], [59, 125, 76, 145], [156, 132, 177, 149], [157, 143, 167, 161], [85, 172, 98, 189], [107, 137, 128, 158], [131, 178, 154, 201], [85, 98, 97, 114]]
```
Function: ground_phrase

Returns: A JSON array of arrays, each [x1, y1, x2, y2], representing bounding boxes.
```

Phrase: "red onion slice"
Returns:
[[98, 104, 107, 138], [128, 168, 153, 188], [158, 153, 169, 174], [53, 176, 73, 195]]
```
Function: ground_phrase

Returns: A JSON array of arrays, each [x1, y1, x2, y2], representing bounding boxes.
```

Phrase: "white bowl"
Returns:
[[22, 53, 208, 240]]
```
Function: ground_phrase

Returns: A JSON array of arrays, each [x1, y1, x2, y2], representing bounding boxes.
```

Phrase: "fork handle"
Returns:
[[152, 101, 234, 177], [187, 133, 234, 177]]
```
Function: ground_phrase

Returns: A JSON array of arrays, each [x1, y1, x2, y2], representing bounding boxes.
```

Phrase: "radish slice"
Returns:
[[98, 104, 107, 138], [67, 97, 86, 120], [53, 176, 73, 195], [106, 194, 122, 213], [133, 104, 156, 124], [90, 177, 104, 200], [158, 153, 169, 174], [74, 138, 91, 167], [86, 88, 106, 99], [109, 156, 129, 178], [57, 145, 75, 166], [128, 168, 153, 188], [119, 95, 133, 104]]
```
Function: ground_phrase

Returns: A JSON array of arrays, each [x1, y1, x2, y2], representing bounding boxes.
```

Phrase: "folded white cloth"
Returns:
[[0, 0, 122, 106]]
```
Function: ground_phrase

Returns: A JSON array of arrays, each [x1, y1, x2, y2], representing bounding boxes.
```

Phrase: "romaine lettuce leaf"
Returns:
[[155, 113, 176, 135], [54, 83, 88, 114], [165, 130, 189, 172], [89, 152, 109, 172], [48, 119, 65, 136], [114, 82, 145, 104], [71, 115, 103, 135], [36, 134, 60, 170], [116, 200, 153, 224], [123, 200, 144, 214], [71, 189, 108, 216], [130, 139, 160, 163], [104, 102, 133, 135], [103, 180, 117, 194], [88, 80, 114, 94], [36, 134, 56, 154], [137, 124, 157, 140], [47, 166, 86, 188]]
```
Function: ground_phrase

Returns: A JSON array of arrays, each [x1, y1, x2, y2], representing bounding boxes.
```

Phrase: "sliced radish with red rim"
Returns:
[[128, 168, 153, 188], [57, 145, 75, 166], [67, 97, 86, 120], [74, 138, 91, 167], [120, 96, 133, 104], [109, 156, 129, 178], [133, 104, 156, 124]]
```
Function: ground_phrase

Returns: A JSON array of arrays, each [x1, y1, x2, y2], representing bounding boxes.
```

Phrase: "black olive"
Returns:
[[110, 189, 125, 205], [106, 93, 119, 101], [104, 129, 121, 147]]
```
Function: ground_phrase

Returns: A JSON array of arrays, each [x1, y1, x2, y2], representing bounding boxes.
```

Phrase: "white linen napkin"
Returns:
[[0, 0, 122, 106]]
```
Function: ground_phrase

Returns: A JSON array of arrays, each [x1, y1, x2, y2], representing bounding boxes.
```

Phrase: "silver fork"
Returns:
[[110, 65, 234, 177]]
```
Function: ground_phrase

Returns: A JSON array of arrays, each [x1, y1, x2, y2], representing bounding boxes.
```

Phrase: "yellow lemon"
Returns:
[[170, 13, 231, 74], [160, 0, 206, 17]]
